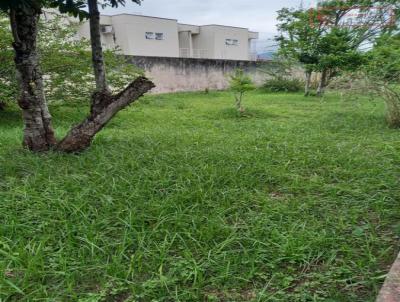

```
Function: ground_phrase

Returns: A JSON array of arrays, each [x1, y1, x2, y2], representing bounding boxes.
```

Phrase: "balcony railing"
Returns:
[[179, 48, 190, 58], [192, 49, 208, 59]]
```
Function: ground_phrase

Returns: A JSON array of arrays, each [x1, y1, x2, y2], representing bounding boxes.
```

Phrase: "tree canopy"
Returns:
[[276, 0, 399, 96]]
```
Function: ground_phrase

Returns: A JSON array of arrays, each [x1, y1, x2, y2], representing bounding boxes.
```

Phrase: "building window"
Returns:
[[226, 39, 239, 46], [145, 32, 155, 39], [155, 33, 164, 40]]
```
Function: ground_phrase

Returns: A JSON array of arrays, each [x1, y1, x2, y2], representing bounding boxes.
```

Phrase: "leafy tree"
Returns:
[[0, 0, 154, 152], [229, 69, 255, 113], [276, 0, 398, 96], [276, 8, 321, 96], [314, 27, 366, 96]]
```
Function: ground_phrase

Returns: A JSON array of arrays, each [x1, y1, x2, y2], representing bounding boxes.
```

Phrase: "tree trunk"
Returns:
[[57, 77, 154, 152], [88, 0, 109, 93], [235, 92, 245, 113], [304, 70, 312, 97], [10, 7, 57, 151], [54, 0, 155, 153], [316, 69, 328, 97]]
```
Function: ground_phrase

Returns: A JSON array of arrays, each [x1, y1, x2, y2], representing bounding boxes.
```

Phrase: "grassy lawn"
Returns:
[[0, 90, 399, 301]]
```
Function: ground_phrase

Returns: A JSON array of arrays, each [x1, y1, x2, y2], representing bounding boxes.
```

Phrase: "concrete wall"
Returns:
[[127, 56, 267, 94]]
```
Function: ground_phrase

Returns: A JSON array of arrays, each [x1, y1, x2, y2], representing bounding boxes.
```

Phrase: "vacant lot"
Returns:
[[0, 91, 399, 301]]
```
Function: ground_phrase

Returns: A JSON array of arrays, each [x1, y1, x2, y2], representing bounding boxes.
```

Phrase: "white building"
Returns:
[[77, 14, 259, 61]]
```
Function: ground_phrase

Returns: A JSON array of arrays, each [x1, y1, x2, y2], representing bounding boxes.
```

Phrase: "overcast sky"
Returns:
[[101, 0, 311, 37]]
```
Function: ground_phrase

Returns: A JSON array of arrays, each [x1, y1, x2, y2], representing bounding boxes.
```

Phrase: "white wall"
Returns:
[[77, 14, 180, 57], [210, 25, 251, 61], [111, 15, 180, 57], [190, 25, 255, 61], [192, 27, 215, 59]]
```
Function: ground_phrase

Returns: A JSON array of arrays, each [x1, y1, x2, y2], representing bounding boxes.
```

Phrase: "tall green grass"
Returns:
[[0, 91, 399, 301]]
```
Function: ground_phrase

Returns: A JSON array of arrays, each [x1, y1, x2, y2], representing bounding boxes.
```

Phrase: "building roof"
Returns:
[[102, 13, 178, 22], [101, 13, 258, 34]]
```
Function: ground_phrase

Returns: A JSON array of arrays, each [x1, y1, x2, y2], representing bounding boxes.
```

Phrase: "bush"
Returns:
[[263, 77, 303, 93]]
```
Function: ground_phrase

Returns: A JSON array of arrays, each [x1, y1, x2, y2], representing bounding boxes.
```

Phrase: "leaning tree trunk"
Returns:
[[56, 0, 155, 152], [10, 7, 57, 151], [57, 77, 154, 152], [316, 69, 328, 97], [304, 70, 312, 97]]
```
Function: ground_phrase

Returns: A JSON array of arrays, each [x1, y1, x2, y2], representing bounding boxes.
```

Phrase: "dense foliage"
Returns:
[[0, 13, 142, 106], [276, 0, 398, 96]]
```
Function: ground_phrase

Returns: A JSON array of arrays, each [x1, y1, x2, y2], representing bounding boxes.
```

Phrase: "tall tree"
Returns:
[[0, 0, 155, 152], [276, 8, 321, 96], [276, 0, 398, 96]]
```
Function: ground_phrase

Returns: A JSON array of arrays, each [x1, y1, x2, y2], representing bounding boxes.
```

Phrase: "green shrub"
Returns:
[[263, 77, 303, 93], [229, 69, 255, 113]]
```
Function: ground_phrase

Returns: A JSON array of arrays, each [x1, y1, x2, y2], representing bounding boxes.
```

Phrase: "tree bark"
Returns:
[[10, 7, 57, 151], [304, 70, 312, 97], [88, 0, 109, 93], [316, 69, 328, 97], [55, 0, 155, 153], [57, 76, 155, 152]]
